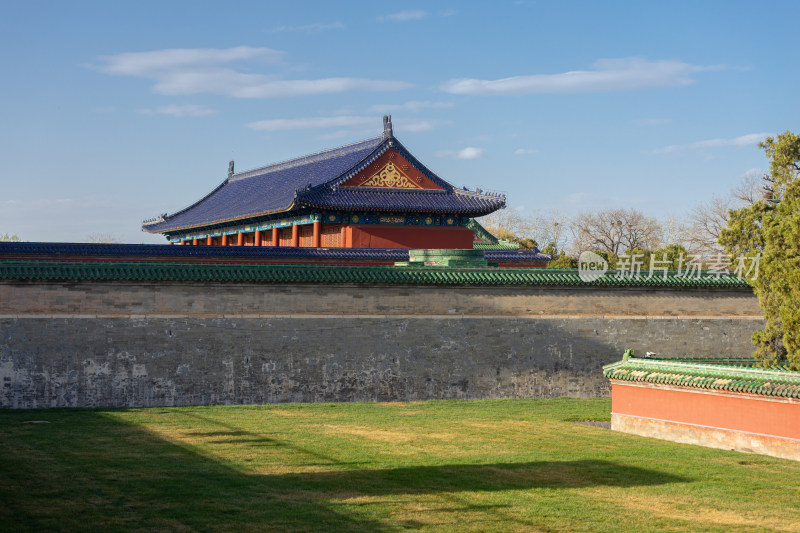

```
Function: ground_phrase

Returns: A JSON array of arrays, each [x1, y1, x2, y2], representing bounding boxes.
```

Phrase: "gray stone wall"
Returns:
[[0, 281, 764, 408]]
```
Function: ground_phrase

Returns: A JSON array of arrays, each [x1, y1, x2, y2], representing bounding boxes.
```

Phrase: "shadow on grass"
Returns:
[[0, 410, 687, 532]]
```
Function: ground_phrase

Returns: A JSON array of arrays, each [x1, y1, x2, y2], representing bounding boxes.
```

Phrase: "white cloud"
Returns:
[[377, 9, 455, 22], [268, 22, 345, 32], [457, 147, 485, 159], [95, 46, 283, 76], [440, 57, 722, 95], [229, 78, 411, 99], [367, 100, 454, 113], [93, 47, 412, 98], [247, 115, 447, 133], [393, 118, 449, 132], [247, 116, 376, 131], [437, 147, 485, 159], [656, 133, 771, 154], [743, 168, 764, 178], [137, 104, 216, 117], [513, 148, 538, 155], [378, 10, 428, 22]]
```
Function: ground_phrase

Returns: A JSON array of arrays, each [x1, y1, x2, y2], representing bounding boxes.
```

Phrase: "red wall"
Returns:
[[612, 383, 800, 440], [348, 225, 475, 249]]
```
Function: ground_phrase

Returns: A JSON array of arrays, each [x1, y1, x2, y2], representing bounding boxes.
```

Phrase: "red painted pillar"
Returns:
[[291, 224, 299, 247], [192, 238, 198, 245], [340, 225, 348, 248], [237, 232, 243, 246], [255, 231, 261, 247], [313, 221, 321, 247], [272, 227, 279, 246], [222, 234, 228, 246], [207, 236, 212, 245]]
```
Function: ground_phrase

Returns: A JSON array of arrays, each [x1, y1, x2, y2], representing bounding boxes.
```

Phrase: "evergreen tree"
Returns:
[[719, 131, 800, 368]]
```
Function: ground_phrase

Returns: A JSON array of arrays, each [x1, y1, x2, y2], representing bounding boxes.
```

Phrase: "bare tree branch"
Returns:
[[569, 208, 662, 256]]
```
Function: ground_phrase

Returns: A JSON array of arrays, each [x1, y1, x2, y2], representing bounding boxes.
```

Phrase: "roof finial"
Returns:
[[383, 115, 393, 138], [228, 160, 235, 178]]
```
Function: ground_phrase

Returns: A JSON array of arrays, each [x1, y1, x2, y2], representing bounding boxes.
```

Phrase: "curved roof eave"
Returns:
[[141, 136, 387, 234], [142, 202, 301, 234], [296, 199, 504, 216]]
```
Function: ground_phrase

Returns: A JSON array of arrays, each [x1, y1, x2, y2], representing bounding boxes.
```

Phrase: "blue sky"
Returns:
[[1, 0, 798, 243]]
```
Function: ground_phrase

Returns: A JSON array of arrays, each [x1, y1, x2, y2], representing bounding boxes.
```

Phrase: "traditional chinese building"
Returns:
[[142, 116, 506, 250], [605, 352, 800, 461]]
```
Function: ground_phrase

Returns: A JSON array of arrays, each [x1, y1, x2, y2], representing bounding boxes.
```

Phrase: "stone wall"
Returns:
[[0, 281, 764, 408]]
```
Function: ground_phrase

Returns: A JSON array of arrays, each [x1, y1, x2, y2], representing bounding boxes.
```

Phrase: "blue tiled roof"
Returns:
[[297, 188, 505, 215], [143, 137, 385, 233], [296, 136, 505, 215], [142, 132, 506, 234]]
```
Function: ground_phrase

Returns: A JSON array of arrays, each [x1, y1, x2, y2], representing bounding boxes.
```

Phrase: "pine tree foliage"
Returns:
[[720, 131, 800, 368]]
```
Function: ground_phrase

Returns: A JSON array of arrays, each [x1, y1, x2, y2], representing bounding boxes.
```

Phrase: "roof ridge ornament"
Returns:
[[383, 115, 393, 138], [228, 160, 234, 178]]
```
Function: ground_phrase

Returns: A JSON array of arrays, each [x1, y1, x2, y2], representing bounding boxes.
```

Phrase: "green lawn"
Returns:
[[1, 399, 798, 532]]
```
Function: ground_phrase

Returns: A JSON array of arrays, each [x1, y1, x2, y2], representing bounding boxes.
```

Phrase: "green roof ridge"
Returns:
[[0, 260, 753, 288], [472, 241, 520, 250], [604, 356, 800, 398], [465, 218, 505, 246]]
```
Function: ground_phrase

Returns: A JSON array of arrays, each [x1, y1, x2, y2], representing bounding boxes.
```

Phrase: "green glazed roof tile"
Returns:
[[0, 260, 752, 288], [472, 241, 520, 250], [603, 356, 800, 399]]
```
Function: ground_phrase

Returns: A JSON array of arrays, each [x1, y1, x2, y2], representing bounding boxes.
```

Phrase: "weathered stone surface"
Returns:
[[0, 281, 764, 408], [0, 281, 763, 318], [611, 414, 800, 462]]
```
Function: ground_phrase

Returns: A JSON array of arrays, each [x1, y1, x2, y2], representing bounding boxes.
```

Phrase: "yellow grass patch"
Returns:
[[267, 409, 310, 418], [593, 490, 800, 531], [462, 420, 538, 430], [324, 424, 416, 443]]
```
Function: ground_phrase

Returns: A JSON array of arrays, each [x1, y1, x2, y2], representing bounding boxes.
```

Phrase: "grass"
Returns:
[[0, 398, 799, 532]]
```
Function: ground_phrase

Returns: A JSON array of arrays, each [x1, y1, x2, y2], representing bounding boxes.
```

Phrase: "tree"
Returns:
[[528, 210, 570, 254], [684, 173, 763, 258], [546, 251, 578, 268], [617, 243, 691, 271], [570, 208, 662, 256], [87, 233, 121, 243], [538, 242, 577, 268], [719, 131, 800, 368], [477, 207, 531, 241], [1, 233, 21, 241], [478, 208, 571, 252], [686, 195, 736, 257], [508, 236, 538, 250]]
